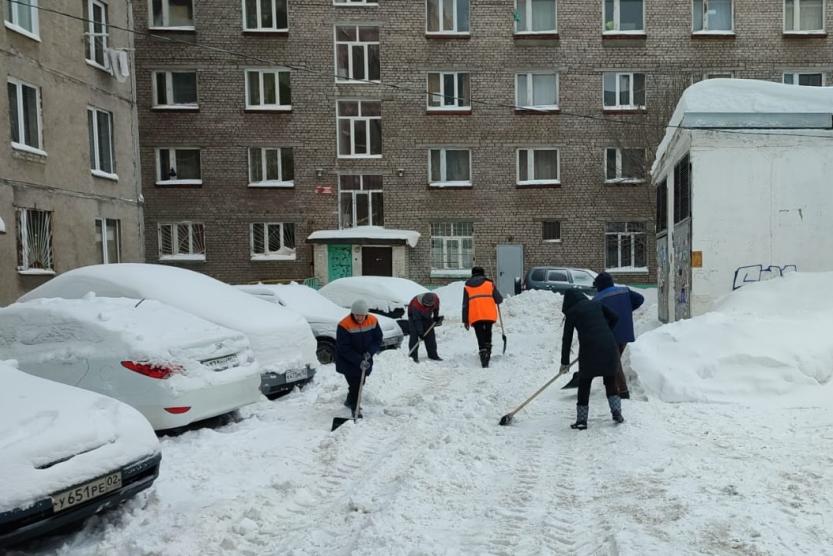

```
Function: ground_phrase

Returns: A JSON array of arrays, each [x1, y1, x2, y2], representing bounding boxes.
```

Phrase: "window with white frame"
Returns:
[[159, 222, 205, 260], [150, 0, 194, 29], [784, 0, 824, 32], [339, 175, 383, 228], [4, 0, 38, 38], [248, 147, 294, 186], [335, 0, 378, 4], [155, 148, 201, 184], [87, 107, 116, 178], [337, 100, 382, 158], [95, 218, 121, 264], [243, 0, 287, 31], [250, 222, 296, 260], [16, 207, 53, 272], [703, 71, 734, 80], [7, 78, 43, 153], [246, 69, 291, 110], [605, 148, 644, 183], [515, 0, 557, 33], [427, 0, 469, 34], [693, 0, 733, 32], [431, 222, 473, 274], [430, 148, 471, 186], [605, 222, 647, 271], [85, 0, 109, 68], [335, 25, 380, 82], [517, 148, 559, 185], [603, 72, 645, 109], [152, 71, 198, 108], [427, 72, 471, 110], [604, 0, 644, 32], [542, 220, 561, 242], [515, 72, 559, 110], [783, 72, 824, 86]]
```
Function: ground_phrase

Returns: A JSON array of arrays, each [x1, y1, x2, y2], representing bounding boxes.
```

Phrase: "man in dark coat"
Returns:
[[462, 266, 504, 368], [336, 299, 383, 417], [560, 289, 623, 429], [592, 272, 645, 399], [407, 292, 443, 362]]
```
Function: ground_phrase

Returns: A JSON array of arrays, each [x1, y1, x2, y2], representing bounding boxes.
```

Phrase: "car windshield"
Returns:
[[571, 270, 595, 286]]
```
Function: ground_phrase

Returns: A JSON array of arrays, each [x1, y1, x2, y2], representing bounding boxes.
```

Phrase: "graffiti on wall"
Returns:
[[657, 235, 669, 323], [673, 222, 692, 321], [732, 264, 798, 290]]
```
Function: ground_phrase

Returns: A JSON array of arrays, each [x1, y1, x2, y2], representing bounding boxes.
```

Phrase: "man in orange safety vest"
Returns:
[[462, 266, 503, 368]]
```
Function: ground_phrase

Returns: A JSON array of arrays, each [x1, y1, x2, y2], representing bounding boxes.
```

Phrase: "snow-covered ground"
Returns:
[[10, 285, 833, 555]]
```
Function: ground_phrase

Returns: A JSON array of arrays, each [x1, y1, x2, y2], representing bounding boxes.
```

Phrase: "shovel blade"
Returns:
[[498, 414, 513, 426], [331, 417, 353, 431]]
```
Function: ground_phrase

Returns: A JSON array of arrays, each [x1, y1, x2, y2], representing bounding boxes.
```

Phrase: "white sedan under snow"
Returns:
[[0, 297, 263, 430], [0, 361, 161, 548]]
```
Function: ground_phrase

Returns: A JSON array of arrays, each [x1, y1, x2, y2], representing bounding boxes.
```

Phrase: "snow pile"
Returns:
[[307, 227, 421, 248], [630, 273, 833, 404], [319, 277, 429, 313], [432, 281, 465, 322], [0, 361, 159, 513]]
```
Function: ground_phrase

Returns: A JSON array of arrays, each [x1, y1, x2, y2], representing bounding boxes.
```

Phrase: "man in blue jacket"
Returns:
[[336, 299, 383, 417], [591, 272, 644, 399]]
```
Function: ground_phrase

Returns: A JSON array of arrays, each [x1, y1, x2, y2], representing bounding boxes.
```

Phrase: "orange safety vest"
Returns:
[[465, 281, 498, 325]]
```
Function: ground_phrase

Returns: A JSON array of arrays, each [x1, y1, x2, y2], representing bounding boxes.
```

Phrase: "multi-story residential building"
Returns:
[[132, 0, 833, 294], [1, 0, 143, 305]]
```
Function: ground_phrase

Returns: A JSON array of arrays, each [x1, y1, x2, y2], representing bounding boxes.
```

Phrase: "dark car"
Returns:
[[522, 267, 598, 295]]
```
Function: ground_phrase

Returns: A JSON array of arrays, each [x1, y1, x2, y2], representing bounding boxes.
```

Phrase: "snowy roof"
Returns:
[[307, 226, 420, 248], [652, 79, 833, 175]]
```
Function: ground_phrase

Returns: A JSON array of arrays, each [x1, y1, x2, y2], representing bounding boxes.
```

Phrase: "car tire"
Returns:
[[316, 338, 337, 365]]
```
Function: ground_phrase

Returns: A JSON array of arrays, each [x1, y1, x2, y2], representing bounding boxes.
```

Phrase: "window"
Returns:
[[250, 222, 296, 260], [245, 69, 291, 110], [605, 222, 647, 271], [656, 178, 668, 233], [16, 208, 53, 272], [159, 222, 205, 260], [95, 218, 120, 264], [703, 72, 734, 80], [785, 0, 824, 32], [604, 0, 644, 32], [337, 100, 382, 158], [243, 0, 287, 31], [5, 0, 38, 38], [693, 0, 732, 32], [427, 72, 471, 110], [150, 0, 194, 29], [515, 72, 559, 110], [783, 72, 824, 86], [430, 148, 471, 186], [517, 148, 559, 185], [571, 269, 595, 287], [339, 175, 383, 228], [248, 147, 294, 186], [515, 0, 556, 33], [547, 269, 569, 282], [427, 0, 469, 34], [335, 26, 380, 82], [152, 71, 198, 108], [605, 148, 644, 183], [155, 148, 201, 184], [603, 72, 645, 109], [85, 0, 109, 68], [673, 155, 691, 224], [542, 220, 561, 242], [335, 0, 378, 4], [431, 222, 473, 274], [7, 78, 43, 154], [88, 107, 116, 178]]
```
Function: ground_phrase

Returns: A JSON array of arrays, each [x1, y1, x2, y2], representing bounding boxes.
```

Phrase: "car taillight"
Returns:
[[164, 406, 191, 414], [121, 360, 177, 379]]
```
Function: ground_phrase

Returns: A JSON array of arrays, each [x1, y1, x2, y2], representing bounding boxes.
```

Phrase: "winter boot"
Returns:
[[571, 405, 588, 430], [608, 395, 624, 424], [411, 354, 419, 363], [428, 355, 443, 361], [478, 349, 489, 368], [485, 344, 492, 367]]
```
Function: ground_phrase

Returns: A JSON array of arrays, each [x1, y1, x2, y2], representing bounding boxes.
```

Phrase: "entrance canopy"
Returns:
[[307, 226, 420, 248]]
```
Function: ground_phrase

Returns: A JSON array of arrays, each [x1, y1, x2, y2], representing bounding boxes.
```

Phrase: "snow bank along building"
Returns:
[[1, 0, 143, 305], [130, 1, 833, 288], [652, 79, 833, 322]]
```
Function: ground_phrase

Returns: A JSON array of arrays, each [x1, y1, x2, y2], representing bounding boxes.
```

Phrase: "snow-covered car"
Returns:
[[318, 277, 430, 334], [0, 297, 263, 430], [0, 361, 161, 548], [235, 283, 405, 364], [18, 264, 318, 397]]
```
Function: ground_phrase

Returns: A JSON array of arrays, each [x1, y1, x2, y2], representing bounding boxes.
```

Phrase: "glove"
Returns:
[[433, 315, 444, 326], [559, 364, 570, 375], [362, 352, 371, 361], [464, 323, 470, 331], [360, 360, 370, 372]]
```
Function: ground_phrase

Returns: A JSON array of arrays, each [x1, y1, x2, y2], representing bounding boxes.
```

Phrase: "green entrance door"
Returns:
[[327, 244, 353, 282]]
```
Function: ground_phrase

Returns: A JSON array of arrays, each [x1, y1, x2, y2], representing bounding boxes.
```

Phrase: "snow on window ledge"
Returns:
[[429, 181, 472, 188], [159, 254, 206, 262], [248, 181, 294, 188], [155, 179, 202, 186], [606, 267, 649, 275], [251, 254, 297, 262], [92, 170, 119, 182], [431, 269, 471, 278], [18, 268, 56, 276], [152, 104, 200, 111]]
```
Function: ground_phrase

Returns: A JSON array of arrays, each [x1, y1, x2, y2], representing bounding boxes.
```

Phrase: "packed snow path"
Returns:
[[13, 291, 833, 555]]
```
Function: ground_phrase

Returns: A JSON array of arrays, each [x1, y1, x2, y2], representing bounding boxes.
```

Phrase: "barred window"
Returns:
[[251, 222, 296, 260], [159, 222, 205, 260], [431, 222, 473, 272], [16, 207, 53, 272]]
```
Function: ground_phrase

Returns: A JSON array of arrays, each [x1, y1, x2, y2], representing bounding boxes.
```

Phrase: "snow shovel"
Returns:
[[498, 358, 578, 426], [497, 305, 507, 354], [407, 321, 439, 358], [331, 363, 367, 432]]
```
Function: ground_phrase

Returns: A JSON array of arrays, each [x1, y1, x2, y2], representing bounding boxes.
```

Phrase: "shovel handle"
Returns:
[[505, 358, 578, 419]]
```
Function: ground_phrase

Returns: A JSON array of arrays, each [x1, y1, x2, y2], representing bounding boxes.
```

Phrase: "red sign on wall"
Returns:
[[315, 185, 333, 194]]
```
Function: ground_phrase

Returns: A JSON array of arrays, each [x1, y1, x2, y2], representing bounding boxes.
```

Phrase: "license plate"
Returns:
[[51, 471, 122, 513], [284, 367, 308, 383], [202, 353, 239, 372]]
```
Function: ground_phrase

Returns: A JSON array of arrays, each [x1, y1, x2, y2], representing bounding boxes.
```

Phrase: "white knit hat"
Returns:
[[351, 298, 369, 316]]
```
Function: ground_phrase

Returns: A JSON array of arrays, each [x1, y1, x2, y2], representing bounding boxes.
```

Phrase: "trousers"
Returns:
[[577, 374, 618, 406], [473, 321, 493, 351]]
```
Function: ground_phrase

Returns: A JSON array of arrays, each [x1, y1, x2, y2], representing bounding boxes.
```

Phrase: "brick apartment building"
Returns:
[[131, 0, 833, 292]]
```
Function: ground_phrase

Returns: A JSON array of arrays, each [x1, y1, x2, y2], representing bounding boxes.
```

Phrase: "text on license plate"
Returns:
[[52, 471, 122, 513], [202, 353, 239, 372], [284, 367, 308, 382]]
